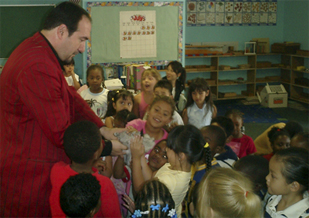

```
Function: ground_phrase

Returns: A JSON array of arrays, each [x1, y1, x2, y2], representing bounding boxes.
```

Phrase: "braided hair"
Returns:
[[134, 179, 175, 218]]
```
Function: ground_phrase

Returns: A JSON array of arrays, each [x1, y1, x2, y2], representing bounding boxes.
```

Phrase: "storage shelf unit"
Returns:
[[185, 53, 309, 103]]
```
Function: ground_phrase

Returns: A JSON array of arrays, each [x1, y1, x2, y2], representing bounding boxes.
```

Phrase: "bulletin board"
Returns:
[[186, 0, 277, 26], [0, 5, 55, 58], [86, 2, 184, 67]]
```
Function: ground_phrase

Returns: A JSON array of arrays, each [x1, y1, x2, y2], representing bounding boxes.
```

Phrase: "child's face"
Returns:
[[113, 96, 133, 113], [87, 69, 103, 90], [166, 65, 180, 83], [154, 87, 172, 98], [148, 141, 168, 171], [228, 114, 243, 138], [192, 89, 209, 106], [266, 157, 290, 195], [271, 135, 290, 153], [142, 74, 157, 92], [147, 101, 173, 128], [63, 64, 74, 74]]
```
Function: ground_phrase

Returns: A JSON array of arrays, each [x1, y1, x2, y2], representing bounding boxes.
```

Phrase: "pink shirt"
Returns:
[[126, 119, 168, 155], [227, 134, 256, 158], [138, 92, 149, 119]]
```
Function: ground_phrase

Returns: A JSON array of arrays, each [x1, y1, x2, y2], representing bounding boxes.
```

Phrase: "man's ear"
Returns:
[[57, 24, 67, 39]]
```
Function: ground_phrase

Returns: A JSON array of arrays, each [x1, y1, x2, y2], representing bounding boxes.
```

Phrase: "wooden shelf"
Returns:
[[219, 68, 255, 72], [185, 53, 308, 103], [292, 84, 309, 89]]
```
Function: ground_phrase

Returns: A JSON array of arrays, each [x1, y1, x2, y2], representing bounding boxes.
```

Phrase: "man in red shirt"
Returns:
[[0, 2, 126, 217]]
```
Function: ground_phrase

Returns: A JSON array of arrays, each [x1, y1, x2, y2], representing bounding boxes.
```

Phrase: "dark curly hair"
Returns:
[[60, 173, 101, 217], [64, 120, 101, 164]]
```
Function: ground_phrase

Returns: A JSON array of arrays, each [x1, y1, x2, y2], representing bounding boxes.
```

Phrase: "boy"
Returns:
[[234, 155, 269, 200], [60, 173, 101, 217], [143, 79, 184, 128], [49, 120, 121, 218], [210, 116, 239, 168]]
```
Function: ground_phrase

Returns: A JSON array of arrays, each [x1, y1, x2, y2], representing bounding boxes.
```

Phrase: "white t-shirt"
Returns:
[[80, 88, 109, 119], [187, 102, 213, 129], [65, 74, 80, 87]]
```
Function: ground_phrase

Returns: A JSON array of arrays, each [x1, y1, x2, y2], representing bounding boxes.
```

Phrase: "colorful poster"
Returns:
[[187, 0, 277, 26], [120, 11, 157, 59]]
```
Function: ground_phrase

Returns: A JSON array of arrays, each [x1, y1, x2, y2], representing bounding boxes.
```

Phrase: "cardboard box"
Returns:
[[257, 83, 288, 108], [271, 43, 300, 54]]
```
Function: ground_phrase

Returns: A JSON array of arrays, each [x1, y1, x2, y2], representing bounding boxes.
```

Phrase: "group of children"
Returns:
[[56, 60, 309, 218]]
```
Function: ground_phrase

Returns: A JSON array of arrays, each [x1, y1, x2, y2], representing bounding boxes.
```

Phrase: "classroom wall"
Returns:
[[283, 0, 309, 50], [185, 1, 285, 52]]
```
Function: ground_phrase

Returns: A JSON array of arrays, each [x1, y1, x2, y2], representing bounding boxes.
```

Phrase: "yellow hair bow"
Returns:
[[204, 142, 209, 148]]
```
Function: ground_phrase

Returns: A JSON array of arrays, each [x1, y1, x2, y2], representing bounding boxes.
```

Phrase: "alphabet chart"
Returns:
[[120, 10, 157, 59]]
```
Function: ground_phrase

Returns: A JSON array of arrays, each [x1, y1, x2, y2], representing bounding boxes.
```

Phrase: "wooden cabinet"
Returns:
[[290, 55, 309, 103], [185, 53, 309, 103]]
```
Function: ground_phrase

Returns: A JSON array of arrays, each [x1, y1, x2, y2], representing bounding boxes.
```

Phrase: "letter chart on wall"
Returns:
[[120, 11, 157, 59]]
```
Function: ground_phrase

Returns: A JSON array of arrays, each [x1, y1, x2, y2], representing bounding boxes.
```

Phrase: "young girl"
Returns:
[[127, 95, 174, 149], [263, 127, 290, 161], [225, 109, 256, 158], [163, 61, 186, 110], [80, 65, 109, 119], [63, 58, 82, 90], [103, 90, 134, 128], [182, 78, 217, 129], [130, 180, 176, 218], [133, 68, 161, 119], [196, 167, 262, 218], [265, 147, 309, 218], [131, 125, 212, 217]]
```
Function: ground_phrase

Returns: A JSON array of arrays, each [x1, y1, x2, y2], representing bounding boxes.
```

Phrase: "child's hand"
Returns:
[[122, 194, 135, 214], [93, 158, 106, 174], [130, 135, 144, 160]]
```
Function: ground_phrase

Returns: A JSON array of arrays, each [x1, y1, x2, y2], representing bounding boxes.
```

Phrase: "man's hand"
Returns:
[[100, 126, 126, 140], [110, 139, 128, 156]]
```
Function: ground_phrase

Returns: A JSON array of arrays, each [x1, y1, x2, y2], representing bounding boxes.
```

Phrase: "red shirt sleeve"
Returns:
[[94, 173, 122, 218]]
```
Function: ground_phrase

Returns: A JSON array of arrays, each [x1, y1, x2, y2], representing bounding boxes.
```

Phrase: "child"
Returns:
[[225, 109, 256, 158], [182, 78, 217, 129], [163, 61, 186, 110], [210, 116, 239, 168], [80, 65, 109, 119], [265, 147, 309, 218], [143, 79, 184, 128], [133, 68, 161, 119], [183, 125, 222, 218], [234, 155, 269, 200], [49, 120, 121, 218], [104, 90, 134, 128], [63, 58, 82, 90], [196, 167, 262, 218], [132, 179, 176, 218], [60, 173, 101, 218], [263, 127, 290, 161], [291, 132, 309, 151], [254, 121, 303, 155], [131, 125, 212, 217], [127, 95, 174, 149]]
